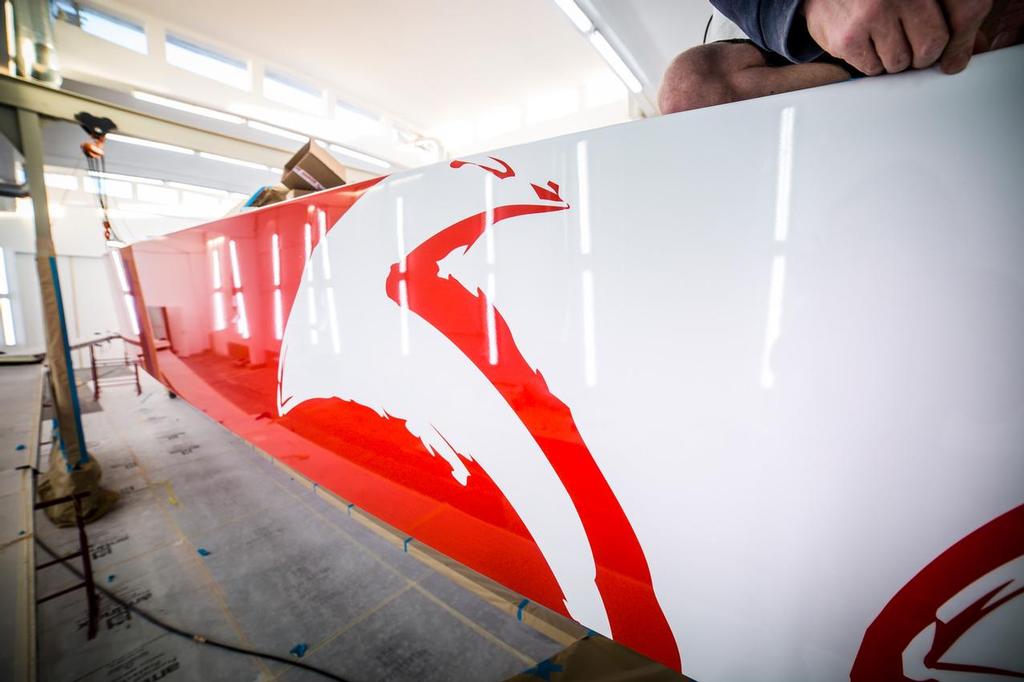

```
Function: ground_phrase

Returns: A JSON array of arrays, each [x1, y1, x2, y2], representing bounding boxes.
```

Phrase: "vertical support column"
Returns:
[[16, 108, 87, 468]]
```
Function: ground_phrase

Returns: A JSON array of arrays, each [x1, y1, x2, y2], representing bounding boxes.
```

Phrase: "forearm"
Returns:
[[710, 0, 824, 62], [658, 41, 849, 114]]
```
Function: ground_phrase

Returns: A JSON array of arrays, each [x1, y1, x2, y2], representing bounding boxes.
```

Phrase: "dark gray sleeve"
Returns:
[[709, 0, 824, 63]]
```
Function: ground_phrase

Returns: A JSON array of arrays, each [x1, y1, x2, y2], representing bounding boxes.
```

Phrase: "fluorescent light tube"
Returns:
[[106, 133, 195, 155], [553, 0, 593, 32], [589, 30, 643, 93], [247, 120, 308, 142], [198, 152, 270, 171], [89, 170, 164, 186], [327, 144, 390, 169], [167, 181, 228, 196], [132, 90, 245, 124]]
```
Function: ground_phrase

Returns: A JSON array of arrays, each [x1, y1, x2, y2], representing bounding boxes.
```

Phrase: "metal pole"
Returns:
[[71, 493, 99, 640], [16, 107, 88, 468], [89, 342, 98, 401]]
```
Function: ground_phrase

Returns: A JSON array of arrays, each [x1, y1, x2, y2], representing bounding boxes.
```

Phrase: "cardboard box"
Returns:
[[281, 139, 348, 192]]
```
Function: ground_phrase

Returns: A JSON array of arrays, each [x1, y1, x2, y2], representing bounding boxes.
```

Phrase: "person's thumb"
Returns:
[[941, 0, 992, 73]]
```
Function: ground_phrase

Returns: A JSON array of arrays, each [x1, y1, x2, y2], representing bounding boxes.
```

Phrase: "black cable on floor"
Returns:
[[35, 537, 353, 682]]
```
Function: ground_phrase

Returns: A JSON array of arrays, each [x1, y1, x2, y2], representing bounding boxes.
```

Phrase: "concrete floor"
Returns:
[[7, 365, 567, 681]]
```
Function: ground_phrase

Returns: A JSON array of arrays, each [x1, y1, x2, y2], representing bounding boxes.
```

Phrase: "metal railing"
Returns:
[[70, 334, 141, 399]]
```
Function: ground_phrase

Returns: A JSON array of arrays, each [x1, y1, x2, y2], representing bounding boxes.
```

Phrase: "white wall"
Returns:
[[0, 164, 238, 368]]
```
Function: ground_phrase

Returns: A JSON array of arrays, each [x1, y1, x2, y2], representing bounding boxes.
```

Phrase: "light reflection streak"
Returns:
[[273, 289, 283, 340], [486, 272, 498, 365], [304, 222, 313, 282], [774, 107, 795, 243], [228, 239, 242, 288], [318, 210, 331, 280], [212, 292, 226, 331], [112, 251, 130, 293], [761, 106, 795, 389], [234, 291, 250, 339], [210, 250, 221, 290], [581, 269, 596, 386], [271, 233, 280, 287], [398, 279, 410, 356]]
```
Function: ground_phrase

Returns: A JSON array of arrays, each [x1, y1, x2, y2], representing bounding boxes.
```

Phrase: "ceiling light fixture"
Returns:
[[327, 143, 390, 169], [588, 30, 643, 93], [167, 181, 229, 196], [132, 90, 246, 124], [553, 0, 593, 32], [246, 120, 308, 143], [106, 133, 196, 155], [88, 170, 165, 186], [198, 151, 270, 171]]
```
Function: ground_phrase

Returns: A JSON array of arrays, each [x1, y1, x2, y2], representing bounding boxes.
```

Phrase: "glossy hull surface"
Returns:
[[124, 46, 1024, 681]]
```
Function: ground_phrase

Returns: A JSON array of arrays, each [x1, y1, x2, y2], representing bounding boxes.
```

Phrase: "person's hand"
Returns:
[[803, 0, 992, 75], [979, 0, 1024, 50]]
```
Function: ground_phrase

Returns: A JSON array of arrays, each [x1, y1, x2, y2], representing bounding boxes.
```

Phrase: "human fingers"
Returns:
[[872, 13, 915, 72], [940, 0, 993, 73], [804, 0, 885, 75], [844, 32, 886, 75], [899, 0, 951, 67], [983, 0, 1024, 49]]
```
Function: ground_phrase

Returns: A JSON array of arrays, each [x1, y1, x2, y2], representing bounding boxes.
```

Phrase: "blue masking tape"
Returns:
[[244, 187, 267, 207], [517, 598, 529, 621], [523, 660, 562, 681], [197, 548, 211, 557], [49, 256, 89, 464], [289, 643, 308, 658], [403, 537, 413, 553]]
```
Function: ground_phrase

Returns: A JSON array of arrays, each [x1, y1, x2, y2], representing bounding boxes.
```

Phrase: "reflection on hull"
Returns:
[[124, 46, 1024, 681]]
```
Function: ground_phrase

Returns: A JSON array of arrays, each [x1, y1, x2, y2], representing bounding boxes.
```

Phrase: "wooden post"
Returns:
[[119, 245, 160, 379], [16, 108, 87, 468]]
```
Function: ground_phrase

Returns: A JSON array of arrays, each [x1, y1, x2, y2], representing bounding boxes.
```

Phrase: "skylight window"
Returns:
[[165, 34, 250, 90], [264, 70, 324, 114], [54, 1, 148, 54]]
